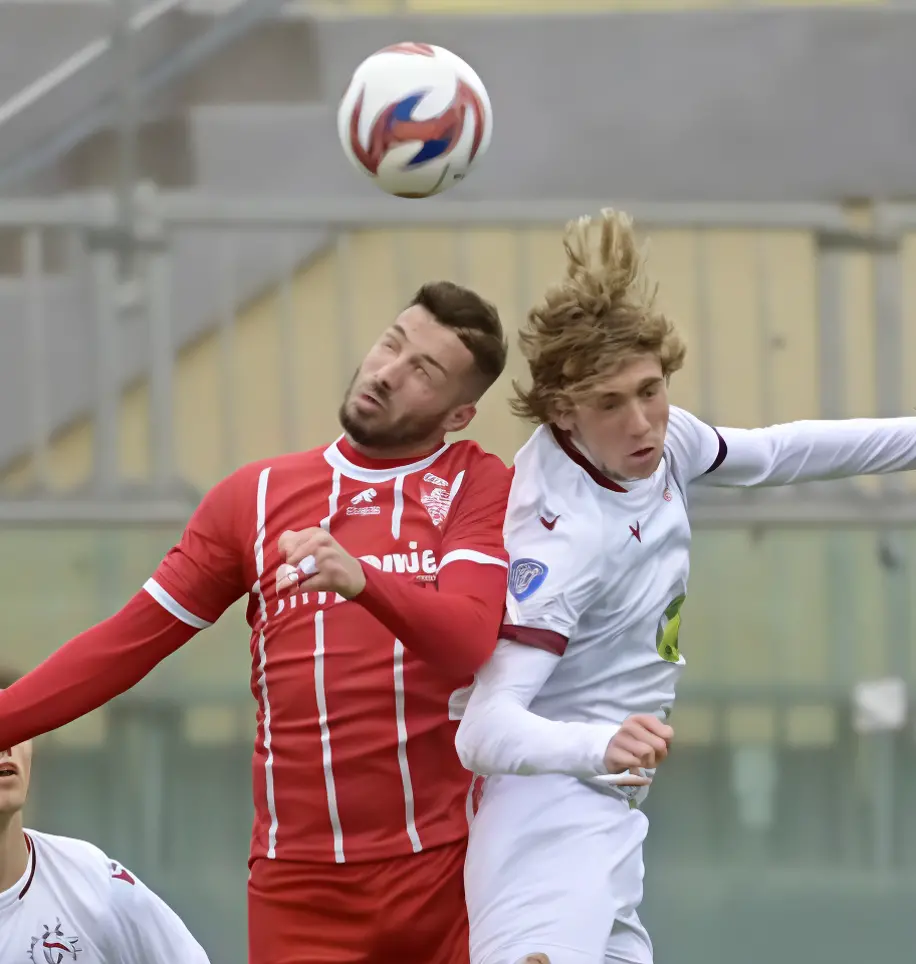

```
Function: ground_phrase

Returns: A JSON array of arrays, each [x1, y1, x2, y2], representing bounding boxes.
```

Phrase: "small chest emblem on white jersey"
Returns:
[[629, 521, 642, 543], [663, 487, 673, 502], [30, 919, 82, 963]]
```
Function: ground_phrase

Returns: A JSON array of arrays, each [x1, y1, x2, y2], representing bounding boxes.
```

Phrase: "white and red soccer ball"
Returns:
[[337, 42, 493, 198]]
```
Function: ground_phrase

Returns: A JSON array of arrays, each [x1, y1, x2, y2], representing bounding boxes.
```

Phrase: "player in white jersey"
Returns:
[[455, 210, 916, 964], [0, 671, 211, 964]]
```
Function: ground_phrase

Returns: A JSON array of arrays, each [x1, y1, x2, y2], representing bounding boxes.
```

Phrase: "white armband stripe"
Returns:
[[143, 578, 212, 629], [438, 549, 508, 572]]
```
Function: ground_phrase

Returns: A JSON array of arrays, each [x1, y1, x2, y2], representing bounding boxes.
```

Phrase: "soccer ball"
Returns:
[[337, 42, 493, 198]]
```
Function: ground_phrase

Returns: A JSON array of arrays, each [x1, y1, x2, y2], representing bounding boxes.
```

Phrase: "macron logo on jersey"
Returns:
[[509, 558, 548, 601], [110, 862, 135, 885]]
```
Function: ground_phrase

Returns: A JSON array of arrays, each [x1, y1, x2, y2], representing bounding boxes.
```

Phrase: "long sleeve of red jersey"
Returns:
[[0, 593, 198, 748], [356, 454, 511, 679], [0, 467, 252, 748]]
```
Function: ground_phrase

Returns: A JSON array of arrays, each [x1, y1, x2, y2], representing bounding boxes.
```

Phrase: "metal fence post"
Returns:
[[87, 231, 122, 494], [22, 228, 51, 489], [871, 218, 908, 871], [136, 181, 175, 489]]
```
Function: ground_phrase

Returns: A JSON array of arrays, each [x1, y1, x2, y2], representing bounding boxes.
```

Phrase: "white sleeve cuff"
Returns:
[[589, 724, 621, 775]]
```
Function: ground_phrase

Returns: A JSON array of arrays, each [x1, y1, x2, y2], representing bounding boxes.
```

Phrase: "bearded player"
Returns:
[[0, 281, 511, 964], [456, 210, 916, 964], [0, 670, 211, 963]]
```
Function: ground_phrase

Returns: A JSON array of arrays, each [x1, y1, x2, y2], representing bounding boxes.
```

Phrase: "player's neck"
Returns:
[[0, 811, 29, 893], [567, 431, 628, 484], [342, 433, 445, 465]]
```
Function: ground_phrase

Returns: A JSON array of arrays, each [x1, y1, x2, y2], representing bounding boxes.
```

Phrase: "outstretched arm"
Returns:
[[0, 594, 197, 748], [666, 406, 916, 488], [702, 417, 916, 487], [0, 469, 250, 747]]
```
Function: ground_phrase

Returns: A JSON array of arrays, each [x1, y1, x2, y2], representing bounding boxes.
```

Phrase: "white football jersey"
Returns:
[[457, 405, 916, 829], [0, 830, 210, 964], [502, 407, 723, 727]]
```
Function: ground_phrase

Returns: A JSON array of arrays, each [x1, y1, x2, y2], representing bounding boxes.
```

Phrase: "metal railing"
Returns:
[[0, 190, 912, 525], [2, 190, 913, 964]]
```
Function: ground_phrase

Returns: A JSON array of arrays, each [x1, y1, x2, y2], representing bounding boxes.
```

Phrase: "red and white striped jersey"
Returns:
[[145, 436, 510, 864]]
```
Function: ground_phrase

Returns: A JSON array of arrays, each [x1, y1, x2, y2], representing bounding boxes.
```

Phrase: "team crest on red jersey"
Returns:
[[419, 472, 458, 527], [29, 919, 82, 963]]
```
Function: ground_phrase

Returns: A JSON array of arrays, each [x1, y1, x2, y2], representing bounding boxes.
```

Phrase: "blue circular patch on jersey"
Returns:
[[509, 558, 549, 601]]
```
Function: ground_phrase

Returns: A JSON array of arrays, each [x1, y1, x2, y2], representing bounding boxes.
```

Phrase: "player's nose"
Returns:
[[373, 359, 405, 393], [626, 402, 652, 436]]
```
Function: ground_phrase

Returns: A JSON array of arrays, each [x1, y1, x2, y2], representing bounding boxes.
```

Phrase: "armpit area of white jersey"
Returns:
[[501, 494, 605, 658]]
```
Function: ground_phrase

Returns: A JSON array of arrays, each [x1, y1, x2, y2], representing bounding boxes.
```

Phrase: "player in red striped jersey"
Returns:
[[0, 281, 512, 964]]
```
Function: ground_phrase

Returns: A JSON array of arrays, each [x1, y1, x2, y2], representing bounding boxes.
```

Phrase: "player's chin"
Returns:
[[341, 404, 387, 438], [0, 790, 26, 814], [625, 450, 662, 478]]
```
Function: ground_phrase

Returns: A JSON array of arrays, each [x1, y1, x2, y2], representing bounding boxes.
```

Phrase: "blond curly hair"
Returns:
[[512, 209, 686, 424]]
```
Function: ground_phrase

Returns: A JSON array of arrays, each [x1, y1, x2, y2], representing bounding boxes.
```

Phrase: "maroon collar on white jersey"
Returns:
[[0, 832, 38, 907], [18, 833, 36, 900], [548, 425, 628, 494], [324, 436, 452, 483]]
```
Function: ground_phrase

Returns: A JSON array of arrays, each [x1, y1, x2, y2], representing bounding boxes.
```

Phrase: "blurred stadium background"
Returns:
[[3, 0, 916, 961]]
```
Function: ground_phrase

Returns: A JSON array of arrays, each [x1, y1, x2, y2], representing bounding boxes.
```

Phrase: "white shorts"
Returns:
[[465, 773, 653, 964]]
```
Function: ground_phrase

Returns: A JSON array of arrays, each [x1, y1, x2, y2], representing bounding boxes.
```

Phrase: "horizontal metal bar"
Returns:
[[816, 228, 899, 254], [100, 679, 894, 709], [0, 193, 116, 228], [875, 202, 916, 231], [0, 498, 196, 526], [678, 683, 864, 704], [0, 492, 911, 528], [154, 195, 852, 231], [689, 494, 916, 528], [0, 194, 855, 231]]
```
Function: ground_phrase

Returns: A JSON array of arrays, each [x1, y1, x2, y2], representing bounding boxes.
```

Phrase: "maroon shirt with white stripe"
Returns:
[[146, 436, 510, 864]]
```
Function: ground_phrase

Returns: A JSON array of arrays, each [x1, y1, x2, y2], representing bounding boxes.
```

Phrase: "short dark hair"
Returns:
[[0, 668, 18, 690], [409, 281, 508, 397]]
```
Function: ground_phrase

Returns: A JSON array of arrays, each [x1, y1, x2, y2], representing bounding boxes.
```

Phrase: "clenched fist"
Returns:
[[276, 528, 367, 599], [603, 714, 673, 778]]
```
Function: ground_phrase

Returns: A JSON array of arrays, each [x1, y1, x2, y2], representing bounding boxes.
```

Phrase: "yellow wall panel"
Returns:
[[0, 224, 832, 491]]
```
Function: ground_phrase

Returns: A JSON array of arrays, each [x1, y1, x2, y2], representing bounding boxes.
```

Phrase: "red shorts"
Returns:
[[248, 839, 469, 964]]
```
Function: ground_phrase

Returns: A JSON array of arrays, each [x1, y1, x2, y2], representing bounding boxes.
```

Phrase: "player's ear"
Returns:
[[443, 402, 476, 435], [553, 408, 576, 433]]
